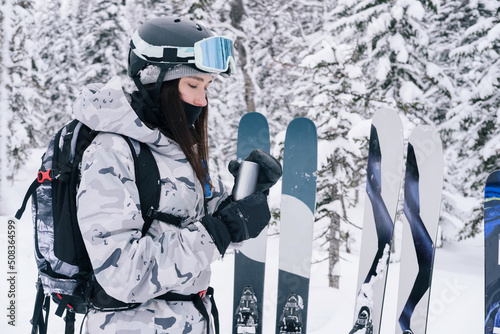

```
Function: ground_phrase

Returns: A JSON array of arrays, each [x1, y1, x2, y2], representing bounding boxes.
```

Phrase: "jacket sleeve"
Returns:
[[205, 177, 231, 215], [76, 134, 221, 303]]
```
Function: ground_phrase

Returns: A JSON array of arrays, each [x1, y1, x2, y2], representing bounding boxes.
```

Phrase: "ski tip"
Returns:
[[406, 125, 444, 179], [485, 171, 500, 198], [287, 117, 317, 134], [240, 112, 268, 124], [372, 107, 401, 122], [237, 112, 271, 157], [371, 108, 403, 141], [408, 125, 442, 149], [486, 170, 500, 185]]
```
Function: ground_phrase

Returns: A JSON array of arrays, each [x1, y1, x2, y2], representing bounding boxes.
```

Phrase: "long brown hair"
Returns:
[[159, 79, 211, 189]]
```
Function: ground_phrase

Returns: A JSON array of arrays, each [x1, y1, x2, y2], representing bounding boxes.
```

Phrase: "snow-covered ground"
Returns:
[[0, 147, 483, 333]]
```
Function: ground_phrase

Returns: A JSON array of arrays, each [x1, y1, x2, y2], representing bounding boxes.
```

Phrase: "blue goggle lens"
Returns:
[[195, 37, 236, 74]]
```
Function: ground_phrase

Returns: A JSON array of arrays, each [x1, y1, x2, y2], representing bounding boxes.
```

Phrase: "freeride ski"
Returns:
[[275, 117, 317, 334], [232, 112, 270, 334], [484, 170, 500, 334], [395, 125, 443, 334], [351, 108, 405, 334]]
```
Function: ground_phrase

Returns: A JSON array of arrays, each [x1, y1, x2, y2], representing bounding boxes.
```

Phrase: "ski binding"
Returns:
[[278, 292, 304, 334], [235, 285, 258, 334]]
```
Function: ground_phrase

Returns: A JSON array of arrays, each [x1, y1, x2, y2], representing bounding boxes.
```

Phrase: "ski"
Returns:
[[233, 112, 270, 334], [484, 170, 500, 334], [395, 125, 444, 334], [275, 117, 317, 334], [351, 108, 405, 334]]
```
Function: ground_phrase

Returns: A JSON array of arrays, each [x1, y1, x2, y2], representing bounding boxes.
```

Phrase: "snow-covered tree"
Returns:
[[298, 27, 370, 288], [0, 0, 12, 214], [302, 0, 447, 286], [33, 0, 81, 140], [75, 0, 130, 85], [7, 0, 35, 171], [439, 0, 500, 239], [4, 0, 497, 275], [199, 0, 267, 178], [0, 0, 36, 213]]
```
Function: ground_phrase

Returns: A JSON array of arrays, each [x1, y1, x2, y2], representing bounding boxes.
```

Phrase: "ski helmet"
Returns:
[[128, 16, 236, 111], [128, 16, 215, 80]]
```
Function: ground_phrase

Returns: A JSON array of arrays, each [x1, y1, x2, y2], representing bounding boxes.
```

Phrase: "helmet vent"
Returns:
[[174, 18, 181, 23], [196, 24, 203, 31]]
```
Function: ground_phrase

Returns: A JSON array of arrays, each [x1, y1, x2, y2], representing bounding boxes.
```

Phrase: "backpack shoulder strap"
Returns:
[[122, 137, 182, 236]]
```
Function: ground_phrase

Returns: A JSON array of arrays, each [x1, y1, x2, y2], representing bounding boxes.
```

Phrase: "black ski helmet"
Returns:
[[128, 16, 214, 79]]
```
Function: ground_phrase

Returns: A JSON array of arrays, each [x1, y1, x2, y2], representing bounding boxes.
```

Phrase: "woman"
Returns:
[[75, 17, 281, 334]]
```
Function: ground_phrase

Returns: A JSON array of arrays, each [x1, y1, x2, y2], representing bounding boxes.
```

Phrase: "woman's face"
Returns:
[[178, 75, 213, 107]]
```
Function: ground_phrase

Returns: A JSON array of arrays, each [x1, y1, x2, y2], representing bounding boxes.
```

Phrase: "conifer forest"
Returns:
[[0, 0, 498, 292]]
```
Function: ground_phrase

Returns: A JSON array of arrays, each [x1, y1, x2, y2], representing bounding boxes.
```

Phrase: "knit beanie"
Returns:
[[139, 64, 217, 85]]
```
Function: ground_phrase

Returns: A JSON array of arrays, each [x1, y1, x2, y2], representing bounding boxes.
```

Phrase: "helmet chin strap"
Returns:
[[132, 67, 169, 113]]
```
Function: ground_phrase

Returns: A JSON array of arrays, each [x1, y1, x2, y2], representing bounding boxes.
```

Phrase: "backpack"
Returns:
[[15, 119, 221, 334]]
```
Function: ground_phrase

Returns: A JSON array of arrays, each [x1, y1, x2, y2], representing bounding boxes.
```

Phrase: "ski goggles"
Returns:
[[132, 33, 237, 75], [194, 36, 236, 75]]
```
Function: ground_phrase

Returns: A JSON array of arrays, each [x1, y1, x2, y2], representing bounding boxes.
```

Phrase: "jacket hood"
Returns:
[[73, 76, 171, 146]]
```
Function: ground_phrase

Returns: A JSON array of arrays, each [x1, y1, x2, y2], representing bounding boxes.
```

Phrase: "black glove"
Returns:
[[201, 192, 271, 255], [228, 149, 282, 195]]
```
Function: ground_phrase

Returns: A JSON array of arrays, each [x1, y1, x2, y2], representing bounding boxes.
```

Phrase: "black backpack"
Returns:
[[15, 120, 220, 334]]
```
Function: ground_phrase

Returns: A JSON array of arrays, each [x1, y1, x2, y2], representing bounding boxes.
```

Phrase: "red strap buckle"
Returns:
[[198, 289, 207, 299], [37, 170, 52, 183], [56, 293, 74, 311]]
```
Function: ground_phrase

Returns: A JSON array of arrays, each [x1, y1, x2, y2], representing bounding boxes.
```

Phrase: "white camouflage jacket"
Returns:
[[75, 76, 229, 334]]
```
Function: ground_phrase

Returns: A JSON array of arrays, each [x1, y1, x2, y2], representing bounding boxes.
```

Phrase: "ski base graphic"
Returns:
[[232, 112, 270, 334], [352, 108, 404, 334], [485, 171, 500, 334], [395, 125, 443, 334], [275, 117, 317, 334]]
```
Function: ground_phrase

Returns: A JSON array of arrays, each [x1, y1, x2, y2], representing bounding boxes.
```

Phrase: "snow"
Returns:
[[300, 40, 335, 68], [0, 147, 483, 333], [376, 57, 391, 81], [391, 4, 405, 21], [487, 23, 500, 43], [367, 12, 391, 37], [354, 244, 391, 318], [388, 33, 409, 63], [400, 81, 423, 103], [407, 1, 425, 21], [0, 0, 13, 216], [0, 1, 496, 331]]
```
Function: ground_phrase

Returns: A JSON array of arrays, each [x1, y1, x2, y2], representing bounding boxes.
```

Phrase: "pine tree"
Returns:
[[440, 0, 500, 239], [299, 16, 369, 288], [0, 0, 35, 213], [76, 0, 130, 85], [305, 0, 448, 285], [33, 0, 80, 140], [0, 0, 12, 214], [200, 0, 264, 177], [7, 0, 35, 172]]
